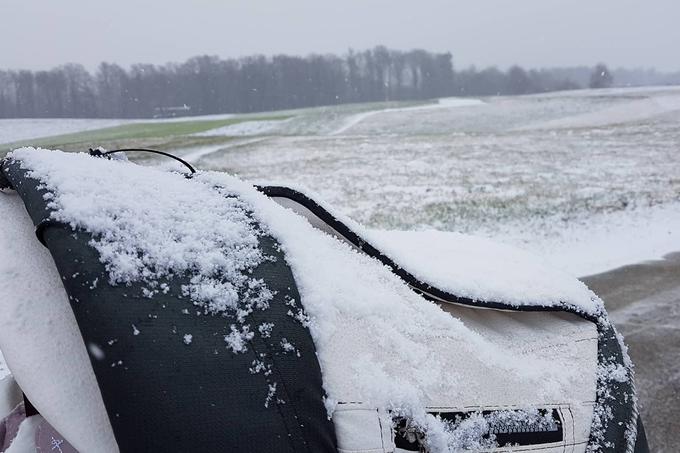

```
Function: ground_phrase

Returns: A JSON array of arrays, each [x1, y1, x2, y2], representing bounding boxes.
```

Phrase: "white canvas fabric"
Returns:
[[322, 302, 597, 453], [0, 194, 118, 453]]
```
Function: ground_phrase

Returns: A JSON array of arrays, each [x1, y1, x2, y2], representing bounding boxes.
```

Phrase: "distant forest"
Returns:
[[1, 46, 679, 119]]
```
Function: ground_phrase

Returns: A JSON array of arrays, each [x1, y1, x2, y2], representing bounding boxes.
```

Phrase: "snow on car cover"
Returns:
[[0, 148, 645, 452]]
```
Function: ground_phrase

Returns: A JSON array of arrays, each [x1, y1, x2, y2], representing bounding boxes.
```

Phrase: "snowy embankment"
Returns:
[[193, 118, 291, 137], [369, 201, 680, 280], [516, 91, 680, 131], [331, 97, 484, 135]]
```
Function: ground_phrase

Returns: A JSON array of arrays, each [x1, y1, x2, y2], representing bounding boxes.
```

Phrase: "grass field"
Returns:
[[0, 99, 434, 156], [2, 88, 679, 273], [0, 115, 291, 154]]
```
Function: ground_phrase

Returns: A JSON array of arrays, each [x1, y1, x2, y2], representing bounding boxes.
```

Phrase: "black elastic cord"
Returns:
[[89, 148, 196, 174], [35, 219, 61, 247]]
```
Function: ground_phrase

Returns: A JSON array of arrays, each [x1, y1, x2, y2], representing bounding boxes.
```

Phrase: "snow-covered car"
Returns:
[[0, 148, 648, 452]]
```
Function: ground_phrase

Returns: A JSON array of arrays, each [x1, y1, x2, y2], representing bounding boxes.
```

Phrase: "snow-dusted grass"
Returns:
[[489, 201, 680, 276], [194, 118, 292, 137], [197, 87, 680, 277], [2, 116, 289, 152], [514, 91, 680, 131], [330, 97, 484, 135]]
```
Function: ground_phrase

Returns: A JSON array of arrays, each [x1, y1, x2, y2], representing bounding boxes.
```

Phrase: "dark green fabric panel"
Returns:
[[595, 322, 639, 453], [3, 160, 337, 453]]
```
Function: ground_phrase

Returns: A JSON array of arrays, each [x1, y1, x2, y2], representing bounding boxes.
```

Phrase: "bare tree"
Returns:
[[0, 47, 591, 119]]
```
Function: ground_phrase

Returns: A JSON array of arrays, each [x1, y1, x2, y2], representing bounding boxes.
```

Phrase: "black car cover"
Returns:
[[1, 159, 337, 453], [0, 152, 648, 453]]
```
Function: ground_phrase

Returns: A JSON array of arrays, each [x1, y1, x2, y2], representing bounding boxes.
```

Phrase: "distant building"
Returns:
[[153, 104, 191, 118]]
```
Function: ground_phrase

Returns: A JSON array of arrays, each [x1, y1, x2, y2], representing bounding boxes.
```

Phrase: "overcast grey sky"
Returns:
[[1, 0, 678, 72]]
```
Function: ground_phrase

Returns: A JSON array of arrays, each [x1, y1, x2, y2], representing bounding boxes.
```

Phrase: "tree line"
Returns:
[[0, 46, 641, 119]]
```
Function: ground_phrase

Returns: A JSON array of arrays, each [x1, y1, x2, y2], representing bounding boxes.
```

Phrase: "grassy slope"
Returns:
[[1, 115, 289, 154], [0, 98, 433, 157]]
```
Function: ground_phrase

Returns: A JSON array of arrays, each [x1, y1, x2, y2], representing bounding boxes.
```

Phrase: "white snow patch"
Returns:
[[365, 229, 602, 312], [395, 407, 559, 452], [224, 325, 254, 353], [516, 93, 680, 130], [487, 201, 680, 277], [280, 338, 296, 353], [264, 382, 278, 408], [258, 322, 274, 338]]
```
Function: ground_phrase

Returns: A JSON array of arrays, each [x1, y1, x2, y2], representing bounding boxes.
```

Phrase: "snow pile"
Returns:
[[365, 229, 604, 314], [9, 148, 270, 323]]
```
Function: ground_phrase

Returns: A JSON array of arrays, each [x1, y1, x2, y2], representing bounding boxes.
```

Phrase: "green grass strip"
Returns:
[[1, 115, 289, 151]]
